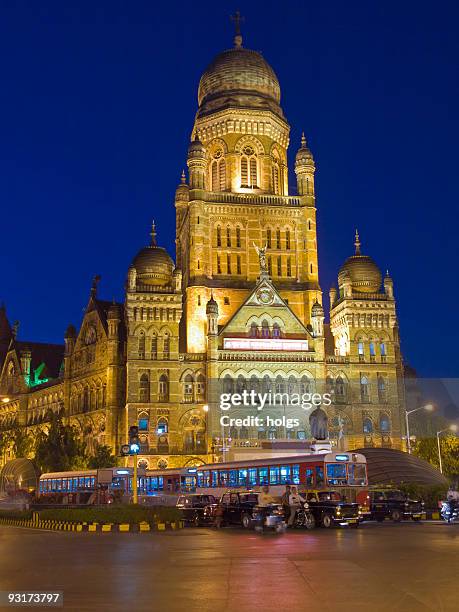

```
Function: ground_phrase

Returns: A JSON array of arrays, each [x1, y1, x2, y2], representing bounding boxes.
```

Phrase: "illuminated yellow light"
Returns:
[[2, 397, 10, 403]]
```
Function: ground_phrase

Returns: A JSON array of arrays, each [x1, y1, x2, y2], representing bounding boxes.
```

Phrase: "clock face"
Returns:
[[257, 288, 274, 305]]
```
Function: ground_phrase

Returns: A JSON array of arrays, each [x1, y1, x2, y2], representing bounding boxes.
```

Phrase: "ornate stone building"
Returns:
[[0, 27, 405, 470]]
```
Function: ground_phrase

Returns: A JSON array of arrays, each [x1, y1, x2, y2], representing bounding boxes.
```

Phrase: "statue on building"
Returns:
[[309, 407, 328, 440], [253, 242, 268, 275]]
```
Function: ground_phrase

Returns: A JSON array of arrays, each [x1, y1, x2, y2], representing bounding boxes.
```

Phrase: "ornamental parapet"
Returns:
[[218, 351, 315, 362], [201, 191, 302, 207]]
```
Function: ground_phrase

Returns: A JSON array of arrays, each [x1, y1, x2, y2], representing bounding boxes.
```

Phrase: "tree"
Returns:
[[413, 436, 459, 480], [10, 423, 33, 458], [87, 444, 116, 469], [34, 411, 87, 473]]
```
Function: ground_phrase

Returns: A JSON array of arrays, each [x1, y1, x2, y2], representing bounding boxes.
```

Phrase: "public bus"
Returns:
[[38, 467, 134, 502], [144, 451, 368, 501], [38, 452, 368, 504]]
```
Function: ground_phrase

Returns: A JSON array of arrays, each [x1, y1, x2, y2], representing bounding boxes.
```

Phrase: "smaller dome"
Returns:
[[206, 294, 218, 315], [338, 231, 382, 294], [131, 223, 174, 287], [188, 137, 206, 159], [295, 133, 314, 167], [311, 301, 324, 317], [175, 170, 189, 202]]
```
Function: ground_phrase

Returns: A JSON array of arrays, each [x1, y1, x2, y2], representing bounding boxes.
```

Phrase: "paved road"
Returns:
[[0, 523, 457, 612]]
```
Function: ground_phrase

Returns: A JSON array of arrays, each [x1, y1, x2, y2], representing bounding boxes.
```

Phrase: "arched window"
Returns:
[[219, 158, 226, 191], [261, 320, 270, 338], [216, 226, 221, 247], [286, 229, 291, 250], [380, 413, 390, 432], [223, 375, 233, 394], [138, 331, 145, 359], [183, 374, 193, 402], [272, 323, 281, 338], [277, 256, 282, 276], [272, 163, 279, 194], [83, 386, 90, 412], [378, 376, 387, 402], [326, 376, 334, 394], [286, 257, 292, 277], [211, 160, 218, 191], [335, 376, 346, 402], [240, 145, 258, 188], [358, 341, 365, 362], [196, 374, 205, 400], [250, 322, 258, 337], [163, 335, 170, 359], [139, 374, 150, 403], [267, 228, 272, 248], [151, 335, 157, 360], [226, 226, 231, 247], [363, 417, 373, 434], [276, 228, 281, 249], [227, 254, 231, 274], [360, 376, 369, 402], [157, 417, 168, 434], [159, 374, 169, 402], [236, 226, 241, 247]]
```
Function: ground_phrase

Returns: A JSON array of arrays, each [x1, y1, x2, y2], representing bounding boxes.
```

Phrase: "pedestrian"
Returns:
[[288, 486, 305, 527]]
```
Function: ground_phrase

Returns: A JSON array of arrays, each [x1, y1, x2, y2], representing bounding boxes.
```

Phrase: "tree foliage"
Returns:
[[34, 411, 87, 473], [413, 435, 459, 480], [11, 423, 33, 458], [87, 444, 116, 469]]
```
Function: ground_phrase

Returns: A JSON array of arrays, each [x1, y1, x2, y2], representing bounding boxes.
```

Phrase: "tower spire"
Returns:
[[354, 229, 361, 255], [230, 10, 244, 48], [301, 132, 306, 147], [181, 169, 186, 184], [150, 220, 157, 246]]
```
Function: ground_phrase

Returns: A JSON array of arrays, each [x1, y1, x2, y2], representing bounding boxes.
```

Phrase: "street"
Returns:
[[0, 523, 457, 612]]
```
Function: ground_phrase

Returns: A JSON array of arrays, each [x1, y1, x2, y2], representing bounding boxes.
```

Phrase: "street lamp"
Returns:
[[436, 424, 458, 474], [405, 403, 434, 454]]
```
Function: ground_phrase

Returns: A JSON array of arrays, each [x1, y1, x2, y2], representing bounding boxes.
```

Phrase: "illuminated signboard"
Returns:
[[223, 338, 308, 351], [335, 455, 349, 461]]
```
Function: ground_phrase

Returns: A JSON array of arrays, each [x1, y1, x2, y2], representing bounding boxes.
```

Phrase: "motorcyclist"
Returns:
[[255, 484, 276, 531], [446, 485, 459, 518], [288, 486, 305, 527]]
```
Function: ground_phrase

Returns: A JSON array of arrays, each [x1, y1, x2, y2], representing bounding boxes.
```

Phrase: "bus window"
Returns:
[[258, 467, 268, 485], [248, 468, 257, 486], [280, 466, 290, 484], [315, 466, 324, 487], [238, 469, 248, 487], [269, 466, 279, 485], [203, 471, 210, 486], [305, 469, 313, 486], [348, 463, 366, 485], [211, 471, 218, 487], [197, 471, 204, 487], [72, 477, 78, 490], [39, 481, 43, 493], [326, 463, 347, 485], [91, 477, 96, 489], [158, 476, 164, 491], [219, 471, 228, 486], [229, 470, 238, 487], [292, 465, 300, 485]]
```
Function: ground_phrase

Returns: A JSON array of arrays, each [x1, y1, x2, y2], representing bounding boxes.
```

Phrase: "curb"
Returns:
[[0, 517, 184, 532]]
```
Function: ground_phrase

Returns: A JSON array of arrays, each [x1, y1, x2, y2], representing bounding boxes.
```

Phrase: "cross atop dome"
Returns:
[[150, 220, 157, 247], [354, 229, 361, 255], [230, 10, 244, 48]]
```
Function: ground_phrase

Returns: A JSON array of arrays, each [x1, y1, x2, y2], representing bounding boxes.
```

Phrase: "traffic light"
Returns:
[[128, 425, 140, 455]]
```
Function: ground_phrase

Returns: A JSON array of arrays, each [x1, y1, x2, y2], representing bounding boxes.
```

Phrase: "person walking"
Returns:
[[281, 484, 291, 524]]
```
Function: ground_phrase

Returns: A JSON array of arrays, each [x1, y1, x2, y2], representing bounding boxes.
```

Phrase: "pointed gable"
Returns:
[[220, 277, 312, 340]]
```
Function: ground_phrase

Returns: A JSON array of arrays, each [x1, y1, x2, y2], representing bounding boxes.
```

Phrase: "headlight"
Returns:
[[303, 502, 309, 509], [336, 508, 341, 515], [404, 502, 409, 507]]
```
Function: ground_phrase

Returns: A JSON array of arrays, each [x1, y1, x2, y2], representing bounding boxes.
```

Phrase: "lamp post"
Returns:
[[436, 424, 458, 474], [405, 403, 434, 454]]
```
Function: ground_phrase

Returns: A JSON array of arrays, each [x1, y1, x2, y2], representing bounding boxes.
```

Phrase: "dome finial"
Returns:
[[230, 10, 244, 48], [181, 169, 186, 184], [301, 132, 306, 147], [354, 229, 361, 255], [150, 220, 157, 247]]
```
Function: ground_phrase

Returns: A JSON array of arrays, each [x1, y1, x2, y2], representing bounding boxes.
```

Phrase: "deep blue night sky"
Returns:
[[0, 1, 457, 377]]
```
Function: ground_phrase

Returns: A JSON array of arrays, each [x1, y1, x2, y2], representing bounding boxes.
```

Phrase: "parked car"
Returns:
[[303, 490, 361, 528], [214, 490, 285, 531], [176, 494, 218, 526], [358, 489, 425, 522]]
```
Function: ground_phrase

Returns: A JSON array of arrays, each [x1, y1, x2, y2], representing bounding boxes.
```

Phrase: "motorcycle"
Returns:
[[440, 500, 459, 524], [253, 504, 287, 533], [292, 502, 316, 530]]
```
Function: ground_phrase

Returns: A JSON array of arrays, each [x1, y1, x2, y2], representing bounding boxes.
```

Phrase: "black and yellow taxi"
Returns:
[[303, 490, 361, 528]]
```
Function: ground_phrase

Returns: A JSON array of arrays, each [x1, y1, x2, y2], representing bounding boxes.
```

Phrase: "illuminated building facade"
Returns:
[[0, 27, 405, 469]]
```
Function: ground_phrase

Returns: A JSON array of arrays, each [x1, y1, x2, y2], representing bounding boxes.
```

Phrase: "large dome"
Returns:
[[197, 47, 283, 119], [338, 232, 382, 294], [131, 224, 174, 287]]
